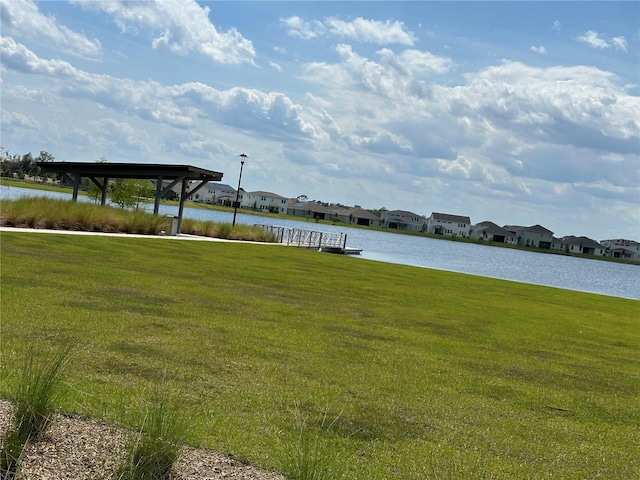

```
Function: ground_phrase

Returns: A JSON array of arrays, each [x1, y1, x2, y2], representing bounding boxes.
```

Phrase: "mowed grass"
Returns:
[[0, 231, 638, 479]]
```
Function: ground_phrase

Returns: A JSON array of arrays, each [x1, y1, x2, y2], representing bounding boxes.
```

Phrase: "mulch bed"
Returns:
[[0, 401, 285, 480]]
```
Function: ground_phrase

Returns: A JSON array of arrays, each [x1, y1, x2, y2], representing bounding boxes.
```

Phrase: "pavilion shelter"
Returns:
[[36, 162, 223, 234]]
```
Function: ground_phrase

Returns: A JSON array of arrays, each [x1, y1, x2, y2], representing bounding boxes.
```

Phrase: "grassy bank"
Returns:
[[0, 197, 276, 242], [1, 231, 638, 478]]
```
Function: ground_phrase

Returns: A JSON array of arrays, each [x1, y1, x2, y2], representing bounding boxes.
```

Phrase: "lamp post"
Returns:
[[232, 153, 248, 226]]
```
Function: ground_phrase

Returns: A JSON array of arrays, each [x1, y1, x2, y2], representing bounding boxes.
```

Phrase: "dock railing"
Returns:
[[255, 224, 347, 250]]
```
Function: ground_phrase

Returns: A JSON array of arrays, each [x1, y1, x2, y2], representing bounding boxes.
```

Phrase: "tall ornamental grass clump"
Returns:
[[0, 344, 73, 478], [276, 406, 349, 480], [117, 386, 188, 480], [0, 197, 276, 241]]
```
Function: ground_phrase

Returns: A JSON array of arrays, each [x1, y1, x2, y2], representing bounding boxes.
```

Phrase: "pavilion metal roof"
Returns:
[[36, 162, 223, 181]]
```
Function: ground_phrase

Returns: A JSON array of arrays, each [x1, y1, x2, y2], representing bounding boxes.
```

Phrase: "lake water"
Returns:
[[2, 185, 639, 300]]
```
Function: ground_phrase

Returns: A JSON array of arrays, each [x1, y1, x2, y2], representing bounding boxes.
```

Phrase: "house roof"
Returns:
[[430, 212, 471, 224], [205, 182, 236, 192], [338, 207, 381, 220], [560, 236, 603, 248], [288, 200, 334, 214], [384, 209, 422, 218], [474, 221, 515, 236], [245, 190, 287, 199], [504, 224, 554, 235]]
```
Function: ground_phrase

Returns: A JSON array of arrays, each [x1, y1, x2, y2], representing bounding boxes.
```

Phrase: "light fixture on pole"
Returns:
[[232, 153, 248, 226]]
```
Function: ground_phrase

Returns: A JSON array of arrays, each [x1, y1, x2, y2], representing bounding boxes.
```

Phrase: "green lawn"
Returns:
[[1, 231, 638, 479]]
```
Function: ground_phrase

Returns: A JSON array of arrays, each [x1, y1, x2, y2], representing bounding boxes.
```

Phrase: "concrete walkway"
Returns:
[[0, 227, 284, 246]]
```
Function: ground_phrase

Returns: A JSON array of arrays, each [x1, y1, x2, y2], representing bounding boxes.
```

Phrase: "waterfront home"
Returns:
[[191, 182, 237, 206], [600, 239, 640, 260], [381, 210, 425, 231], [330, 207, 383, 227], [504, 224, 554, 249], [471, 221, 517, 244], [241, 191, 289, 214], [551, 236, 606, 256], [426, 212, 471, 237], [287, 200, 335, 220]]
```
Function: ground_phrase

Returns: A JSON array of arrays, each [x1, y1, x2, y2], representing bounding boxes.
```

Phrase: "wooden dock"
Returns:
[[254, 224, 362, 254]]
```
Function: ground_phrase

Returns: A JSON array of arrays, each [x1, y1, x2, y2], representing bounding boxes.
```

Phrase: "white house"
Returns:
[[551, 236, 606, 256], [242, 191, 288, 214], [471, 221, 517, 244], [426, 212, 471, 237], [381, 210, 425, 231], [600, 239, 640, 260], [504, 224, 554, 249], [190, 182, 237, 206]]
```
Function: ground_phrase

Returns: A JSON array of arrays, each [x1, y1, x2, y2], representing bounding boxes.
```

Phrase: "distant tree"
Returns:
[[110, 179, 142, 209], [35, 151, 54, 163], [296, 194, 308, 202], [110, 178, 153, 209]]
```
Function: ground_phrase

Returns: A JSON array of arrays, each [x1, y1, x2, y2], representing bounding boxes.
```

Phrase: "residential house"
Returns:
[[426, 212, 471, 237], [190, 182, 236, 206], [331, 207, 383, 227], [286, 200, 335, 220], [381, 210, 425, 231], [600, 239, 640, 260], [242, 191, 288, 214], [551, 236, 606, 256], [504, 224, 554, 249], [471, 221, 517, 244]]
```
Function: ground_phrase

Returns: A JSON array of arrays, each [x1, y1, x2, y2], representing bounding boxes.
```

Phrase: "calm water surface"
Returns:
[[2, 185, 638, 300]]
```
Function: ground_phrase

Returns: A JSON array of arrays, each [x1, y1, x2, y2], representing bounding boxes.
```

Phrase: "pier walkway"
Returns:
[[254, 225, 361, 254]]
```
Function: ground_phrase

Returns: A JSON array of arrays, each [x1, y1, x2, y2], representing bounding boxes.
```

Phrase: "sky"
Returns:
[[1, 1, 639, 241]]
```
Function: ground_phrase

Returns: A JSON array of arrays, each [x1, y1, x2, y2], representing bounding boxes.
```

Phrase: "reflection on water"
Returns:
[[2, 185, 638, 300]]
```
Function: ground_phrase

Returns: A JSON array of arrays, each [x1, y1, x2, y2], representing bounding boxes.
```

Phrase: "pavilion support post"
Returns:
[[72, 174, 80, 201], [101, 177, 108, 206], [177, 177, 188, 234], [154, 176, 163, 214]]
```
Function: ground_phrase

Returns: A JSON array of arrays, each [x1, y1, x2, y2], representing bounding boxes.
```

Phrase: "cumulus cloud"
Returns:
[[302, 44, 451, 100], [1, 111, 40, 130], [0, 36, 79, 77], [281, 15, 415, 44], [610, 36, 628, 52], [530, 45, 546, 54], [72, 0, 255, 64], [0, 0, 101, 58], [89, 119, 151, 151], [325, 17, 416, 45], [577, 30, 627, 52], [280, 16, 324, 40], [299, 46, 639, 203], [0, 39, 319, 138]]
